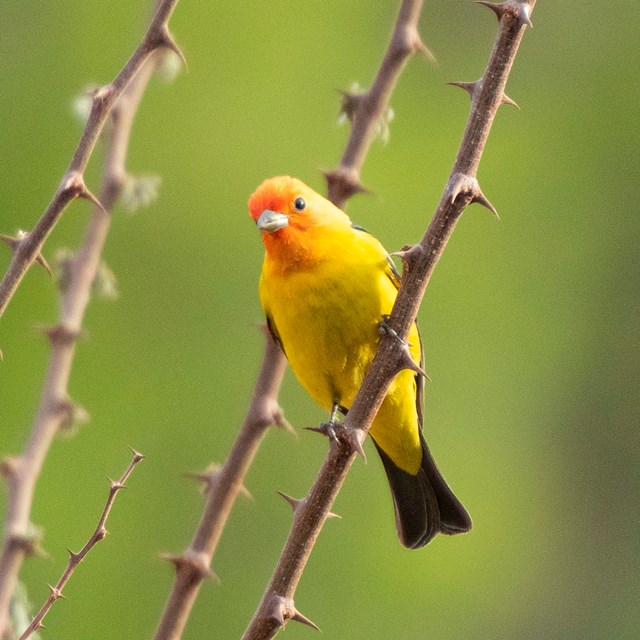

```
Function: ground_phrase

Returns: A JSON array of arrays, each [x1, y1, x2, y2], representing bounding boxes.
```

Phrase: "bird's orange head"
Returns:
[[248, 176, 351, 265]]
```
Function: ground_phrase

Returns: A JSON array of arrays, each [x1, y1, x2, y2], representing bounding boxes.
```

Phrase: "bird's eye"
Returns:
[[293, 197, 306, 211]]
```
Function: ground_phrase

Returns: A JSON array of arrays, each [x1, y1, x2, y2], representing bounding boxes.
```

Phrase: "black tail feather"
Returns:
[[373, 432, 471, 549]]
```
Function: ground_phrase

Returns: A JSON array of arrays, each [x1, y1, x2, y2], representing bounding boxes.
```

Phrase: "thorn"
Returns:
[[476, 1, 507, 21], [347, 428, 367, 462], [108, 477, 126, 492], [273, 408, 296, 438], [61, 171, 85, 197], [399, 346, 431, 381], [390, 244, 412, 259], [266, 597, 288, 629], [0, 456, 19, 481], [291, 608, 321, 631], [325, 509, 341, 521], [78, 184, 108, 214], [35, 253, 52, 276], [128, 447, 146, 464], [472, 187, 500, 219], [184, 463, 251, 498], [0, 234, 18, 251], [447, 172, 478, 205], [239, 484, 253, 500], [517, 2, 534, 27], [1, 232, 51, 275], [67, 548, 81, 563], [61, 171, 107, 213], [276, 491, 303, 512], [413, 37, 436, 64], [501, 92, 520, 109], [159, 552, 181, 567], [56, 397, 90, 433], [336, 87, 365, 123], [35, 324, 84, 346], [447, 80, 481, 98], [13, 526, 48, 559], [157, 25, 188, 71], [391, 244, 424, 274], [323, 168, 371, 201], [183, 471, 210, 486], [31, 543, 49, 559], [268, 595, 320, 631], [91, 84, 114, 107], [48, 584, 66, 601], [159, 551, 219, 583], [183, 463, 219, 491]]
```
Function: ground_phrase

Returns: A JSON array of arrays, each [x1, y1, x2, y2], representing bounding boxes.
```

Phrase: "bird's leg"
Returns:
[[321, 401, 342, 442], [305, 401, 367, 460], [378, 314, 401, 341], [305, 401, 342, 442]]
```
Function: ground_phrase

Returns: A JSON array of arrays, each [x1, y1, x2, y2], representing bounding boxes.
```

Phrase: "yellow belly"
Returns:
[[260, 256, 423, 474]]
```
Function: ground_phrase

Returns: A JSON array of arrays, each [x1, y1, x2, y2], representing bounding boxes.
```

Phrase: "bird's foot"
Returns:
[[306, 419, 366, 460], [308, 418, 342, 443], [378, 314, 403, 343], [306, 402, 365, 458]]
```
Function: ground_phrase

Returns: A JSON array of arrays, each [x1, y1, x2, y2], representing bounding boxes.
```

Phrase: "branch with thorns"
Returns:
[[0, 2, 184, 635], [242, 1, 537, 637], [0, 0, 183, 325], [152, 0, 430, 637], [17, 451, 144, 640], [326, 0, 433, 208]]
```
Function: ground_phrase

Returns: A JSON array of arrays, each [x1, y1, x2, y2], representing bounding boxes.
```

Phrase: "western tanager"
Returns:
[[249, 176, 471, 548]]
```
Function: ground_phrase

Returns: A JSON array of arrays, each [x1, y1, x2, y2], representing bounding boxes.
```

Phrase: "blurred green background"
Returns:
[[1, 1, 638, 638]]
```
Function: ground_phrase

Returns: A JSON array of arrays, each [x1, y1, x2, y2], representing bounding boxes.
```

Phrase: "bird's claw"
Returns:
[[307, 419, 345, 444], [378, 314, 403, 343], [320, 421, 339, 442]]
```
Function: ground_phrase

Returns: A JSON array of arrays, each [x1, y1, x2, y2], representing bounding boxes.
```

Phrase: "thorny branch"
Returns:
[[152, 2, 429, 638], [0, 0, 183, 324], [242, 1, 537, 638], [153, 330, 290, 640], [325, 0, 432, 208], [0, 6, 181, 633], [17, 451, 145, 640]]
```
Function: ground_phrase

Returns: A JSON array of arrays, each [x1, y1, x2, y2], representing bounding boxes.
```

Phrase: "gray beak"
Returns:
[[257, 209, 289, 233]]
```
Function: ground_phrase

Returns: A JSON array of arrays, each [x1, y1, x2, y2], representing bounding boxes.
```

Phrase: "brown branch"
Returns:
[[17, 451, 144, 640], [0, 17, 180, 634], [0, 0, 183, 323], [151, 3, 431, 638], [242, 1, 537, 637], [326, 0, 430, 208], [153, 330, 289, 640]]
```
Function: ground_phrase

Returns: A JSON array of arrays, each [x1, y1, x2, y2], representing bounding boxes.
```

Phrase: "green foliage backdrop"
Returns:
[[1, 1, 638, 638]]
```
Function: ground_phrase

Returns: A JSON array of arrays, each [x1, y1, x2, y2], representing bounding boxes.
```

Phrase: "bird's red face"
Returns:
[[248, 176, 352, 266], [248, 176, 317, 235]]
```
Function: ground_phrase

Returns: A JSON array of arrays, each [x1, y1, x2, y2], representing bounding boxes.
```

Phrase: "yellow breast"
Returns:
[[261, 250, 393, 410], [259, 225, 423, 473]]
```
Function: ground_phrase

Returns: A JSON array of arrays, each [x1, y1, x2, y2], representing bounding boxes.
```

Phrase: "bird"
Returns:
[[248, 176, 471, 548]]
